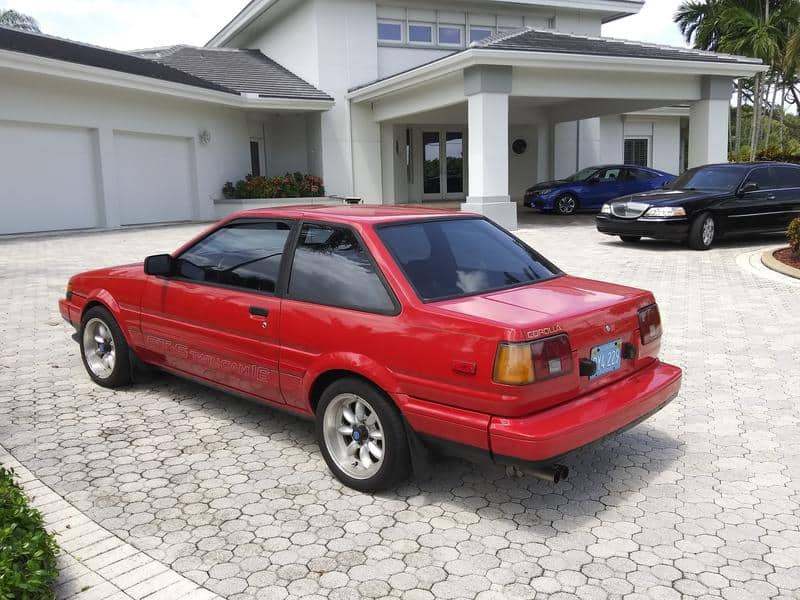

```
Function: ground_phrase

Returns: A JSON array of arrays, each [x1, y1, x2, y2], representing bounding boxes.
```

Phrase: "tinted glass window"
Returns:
[[598, 168, 622, 182], [409, 24, 433, 43], [469, 27, 493, 43], [177, 222, 291, 293], [438, 26, 462, 45], [671, 166, 745, 192], [627, 168, 657, 181], [289, 224, 395, 313], [746, 167, 779, 190], [773, 166, 800, 189], [378, 218, 560, 302]]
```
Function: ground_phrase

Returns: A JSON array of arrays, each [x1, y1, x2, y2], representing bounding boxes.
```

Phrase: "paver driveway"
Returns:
[[1, 213, 799, 600]]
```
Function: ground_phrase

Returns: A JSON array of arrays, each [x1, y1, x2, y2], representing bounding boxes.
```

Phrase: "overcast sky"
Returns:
[[5, 0, 687, 51]]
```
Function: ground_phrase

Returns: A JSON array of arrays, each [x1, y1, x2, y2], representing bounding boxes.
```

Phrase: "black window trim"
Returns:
[[283, 218, 402, 317], [168, 217, 299, 298], [373, 215, 565, 304]]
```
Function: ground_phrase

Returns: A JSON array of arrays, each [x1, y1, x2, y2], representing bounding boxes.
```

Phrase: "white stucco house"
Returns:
[[0, 0, 765, 234]]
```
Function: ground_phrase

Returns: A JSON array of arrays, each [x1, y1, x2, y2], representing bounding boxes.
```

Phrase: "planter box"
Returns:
[[214, 196, 338, 219]]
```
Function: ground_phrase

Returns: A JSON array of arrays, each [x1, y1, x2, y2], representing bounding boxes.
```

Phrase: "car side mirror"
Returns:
[[144, 254, 174, 277], [739, 182, 759, 195]]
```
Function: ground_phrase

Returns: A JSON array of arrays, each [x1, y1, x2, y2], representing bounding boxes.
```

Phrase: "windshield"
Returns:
[[377, 218, 561, 302], [565, 167, 600, 182], [670, 166, 745, 192]]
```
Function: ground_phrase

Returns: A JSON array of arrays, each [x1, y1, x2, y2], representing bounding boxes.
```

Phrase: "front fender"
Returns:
[[82, 289, 134, 344]]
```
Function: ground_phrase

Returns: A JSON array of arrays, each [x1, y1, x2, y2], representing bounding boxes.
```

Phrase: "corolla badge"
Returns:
[[527, 324, 563, 340]]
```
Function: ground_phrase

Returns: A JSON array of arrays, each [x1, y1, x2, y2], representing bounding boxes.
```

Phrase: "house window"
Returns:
[[624, 138, 650, 167], [408, 23, 434, 44], [469, 27, 493, 43], [438, 25, 463, 46], [378, 21, 403, 43], [250, 141, 261, 176]]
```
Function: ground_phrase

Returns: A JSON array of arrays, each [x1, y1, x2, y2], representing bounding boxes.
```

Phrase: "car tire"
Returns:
[[316, 377, 410, 492], [688, 212, 716, 250], [79, 306, 133, 388], [555, 194, 578, 216], [619, 236, 642, 243]]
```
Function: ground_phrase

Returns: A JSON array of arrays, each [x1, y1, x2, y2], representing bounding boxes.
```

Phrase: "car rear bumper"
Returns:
[[489, 360, 681, 463], [402, 360, 682, 466], [596, 215, 689, 241]]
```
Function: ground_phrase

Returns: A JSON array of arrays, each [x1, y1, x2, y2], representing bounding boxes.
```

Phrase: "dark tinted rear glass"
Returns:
[[377, 218, 560, 302], [746, 167, 779, 189]]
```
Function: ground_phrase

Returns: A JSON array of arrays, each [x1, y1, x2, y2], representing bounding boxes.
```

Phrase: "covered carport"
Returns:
[[347, 28, 765, 230]]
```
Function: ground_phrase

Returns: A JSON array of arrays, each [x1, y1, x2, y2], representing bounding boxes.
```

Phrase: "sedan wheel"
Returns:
[[83, 318, 116, 379], [316, 377, 410, 492], [688, 212, 716, 250], [555, 194, 578, 216]]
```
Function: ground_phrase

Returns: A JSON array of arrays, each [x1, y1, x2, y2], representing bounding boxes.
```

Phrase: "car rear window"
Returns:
[[377, 218, 561, 302]]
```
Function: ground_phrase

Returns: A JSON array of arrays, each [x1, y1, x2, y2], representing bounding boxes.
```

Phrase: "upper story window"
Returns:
[[378, 21, 403, 43], [408, 23, 434, 44], [438, 25, 463, 46], [376, 8, 553, 50], [468, 27, 493, 43]]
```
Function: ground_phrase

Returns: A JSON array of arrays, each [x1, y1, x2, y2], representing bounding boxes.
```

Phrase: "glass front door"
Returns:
[[422, 129, 465, 200]]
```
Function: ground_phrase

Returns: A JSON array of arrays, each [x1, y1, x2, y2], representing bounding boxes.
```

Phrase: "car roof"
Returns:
[[227, 204, 468, 225]]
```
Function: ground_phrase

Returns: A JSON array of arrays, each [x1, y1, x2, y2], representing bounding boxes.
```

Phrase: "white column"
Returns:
[[688, 76, 734, 168], [461, 66, 517, 230], [536, 122, 553, 183]]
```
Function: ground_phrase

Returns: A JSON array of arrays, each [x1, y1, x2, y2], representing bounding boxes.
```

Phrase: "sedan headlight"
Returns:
[[600, 204, 612, 215], [644, 206, 686, 218]]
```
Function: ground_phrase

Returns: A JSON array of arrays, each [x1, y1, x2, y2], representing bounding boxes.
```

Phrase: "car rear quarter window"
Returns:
[[774, 166, 800, 189], [176, 221, 291, 293], [377, 218, 560, 302], [288, 224, 396, 314]]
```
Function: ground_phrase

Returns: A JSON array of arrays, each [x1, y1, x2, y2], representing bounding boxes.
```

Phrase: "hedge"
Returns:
[[0, 467, 59, 600], [789, 218, 800, 256], [222, 172, 325, 200]]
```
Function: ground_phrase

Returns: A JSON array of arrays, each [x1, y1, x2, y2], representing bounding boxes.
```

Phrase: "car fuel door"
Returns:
[[138, 220, 293, 404]]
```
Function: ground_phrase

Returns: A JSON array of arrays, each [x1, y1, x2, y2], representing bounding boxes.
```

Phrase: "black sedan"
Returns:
[[596, 162, 800, 250]]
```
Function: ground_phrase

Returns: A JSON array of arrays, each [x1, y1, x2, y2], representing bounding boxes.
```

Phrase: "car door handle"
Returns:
[[249, 307, 269, 317], [766, 195, 776, 201]]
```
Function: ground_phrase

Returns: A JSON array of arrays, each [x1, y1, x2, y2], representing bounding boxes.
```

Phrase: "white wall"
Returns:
[[554, 10, 603, 36], [0, 68, 251, 233], [597, 114, 682, 175], [599, 115, 624, 164], [509, 124, 537, 202], [652, 117, 681, 175], [554, 121, 578, 179]]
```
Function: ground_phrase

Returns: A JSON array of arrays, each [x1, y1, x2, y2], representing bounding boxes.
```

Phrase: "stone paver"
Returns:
[[0, 214, 798, 599]]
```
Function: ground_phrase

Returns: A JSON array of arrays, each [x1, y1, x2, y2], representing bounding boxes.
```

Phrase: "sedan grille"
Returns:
[[610, 202, 650, 219]]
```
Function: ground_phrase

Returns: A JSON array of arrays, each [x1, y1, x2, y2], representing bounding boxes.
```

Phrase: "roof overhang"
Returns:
[[208, 0, 281, 48], [0, 48, 334, 111], [348, 47, 766, 103]]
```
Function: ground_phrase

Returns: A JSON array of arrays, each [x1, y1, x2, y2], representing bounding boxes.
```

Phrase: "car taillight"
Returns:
[[493, 334, 573, 386], [638, 303, 662, 345]]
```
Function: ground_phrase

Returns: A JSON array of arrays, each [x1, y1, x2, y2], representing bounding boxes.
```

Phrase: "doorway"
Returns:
[[421, 129, 466, 201]]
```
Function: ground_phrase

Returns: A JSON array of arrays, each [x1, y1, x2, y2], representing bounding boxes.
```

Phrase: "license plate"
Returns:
[[590, 339, 622, 380]]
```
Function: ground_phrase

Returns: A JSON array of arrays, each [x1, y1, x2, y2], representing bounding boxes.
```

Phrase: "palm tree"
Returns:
[[0, 9, 40, 32]]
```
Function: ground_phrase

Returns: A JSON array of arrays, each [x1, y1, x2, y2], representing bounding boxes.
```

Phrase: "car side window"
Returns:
[[599, 168, 621, 182], [774, 166, 800, 189], [176, 221, 292, 293], [288, 223, 396, 314], [745, 167, 778, 191]]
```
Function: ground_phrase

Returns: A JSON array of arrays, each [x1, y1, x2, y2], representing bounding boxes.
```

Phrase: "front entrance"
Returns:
[[422, 129, 466, 201]]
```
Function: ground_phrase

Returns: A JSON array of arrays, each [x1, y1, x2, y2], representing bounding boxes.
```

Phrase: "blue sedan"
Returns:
[[524, 165, 676, 215]]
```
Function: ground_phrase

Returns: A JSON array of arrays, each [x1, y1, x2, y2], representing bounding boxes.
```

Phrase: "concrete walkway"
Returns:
[[0, 446, 221, 600]]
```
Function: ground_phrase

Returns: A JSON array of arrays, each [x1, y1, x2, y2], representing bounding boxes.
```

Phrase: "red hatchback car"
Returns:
[[59, 206, 682, 491]]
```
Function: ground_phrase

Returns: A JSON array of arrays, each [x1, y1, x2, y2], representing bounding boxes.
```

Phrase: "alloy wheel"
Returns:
[[82, 318, 116, 379], [322, 393, 385, 480]]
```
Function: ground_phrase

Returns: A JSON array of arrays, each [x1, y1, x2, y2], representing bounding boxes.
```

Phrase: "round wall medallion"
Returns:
[[512, 138, 527, 155]]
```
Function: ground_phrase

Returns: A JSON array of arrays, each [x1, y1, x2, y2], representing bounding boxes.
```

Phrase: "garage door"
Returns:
[[114, 132, 195, 226], [0, 121, 101, 235]]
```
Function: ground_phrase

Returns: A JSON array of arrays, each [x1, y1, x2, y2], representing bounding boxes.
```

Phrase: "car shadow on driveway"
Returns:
[[596, 232, 787, 252], [133, 369, 685, 535]]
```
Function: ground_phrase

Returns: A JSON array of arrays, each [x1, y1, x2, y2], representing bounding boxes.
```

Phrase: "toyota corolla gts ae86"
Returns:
[[59, 206, 682, 491]]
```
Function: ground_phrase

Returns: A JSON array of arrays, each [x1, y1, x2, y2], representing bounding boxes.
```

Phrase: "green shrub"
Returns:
[[0, 468, 59, 600], [730, 146, 800, 164], [789, 217, 800, 257], [222, 172, 325, 200]]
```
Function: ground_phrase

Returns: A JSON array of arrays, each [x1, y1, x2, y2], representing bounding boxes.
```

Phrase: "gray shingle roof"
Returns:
[[0, 26, 234, 94], [137, 46, 333, 101], [474, 28, 762, 65]]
